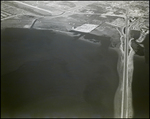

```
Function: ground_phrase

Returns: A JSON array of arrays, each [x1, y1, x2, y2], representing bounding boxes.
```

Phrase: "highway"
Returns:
[[13, 1, 53, 14], [1, 10, 13, 21]]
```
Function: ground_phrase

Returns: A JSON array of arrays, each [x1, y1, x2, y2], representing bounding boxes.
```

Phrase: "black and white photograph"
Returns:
[[1, 1, 149, 118]]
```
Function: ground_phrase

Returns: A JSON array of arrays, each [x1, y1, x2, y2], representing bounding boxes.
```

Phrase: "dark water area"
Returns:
[[130, 30, 149, 64], [1, 28, 149, 118], [1, 28, 119, 118], [132, 55, 149, 118], [130, 30, 149, 118]]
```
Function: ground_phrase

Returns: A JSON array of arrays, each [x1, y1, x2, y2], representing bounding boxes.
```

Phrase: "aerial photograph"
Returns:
[[1, 1, 149, 118]]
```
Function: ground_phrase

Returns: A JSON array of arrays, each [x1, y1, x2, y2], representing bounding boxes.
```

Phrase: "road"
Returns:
[[1, 3, 15, 21], [13, 1, 53, 14]]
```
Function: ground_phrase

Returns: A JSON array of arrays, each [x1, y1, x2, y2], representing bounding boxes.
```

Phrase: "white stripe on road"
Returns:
[[13, 1, 52, 14], [1, 14, 19, 21], [1, 13, 8, 17], [1, 11, 12, 16]]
